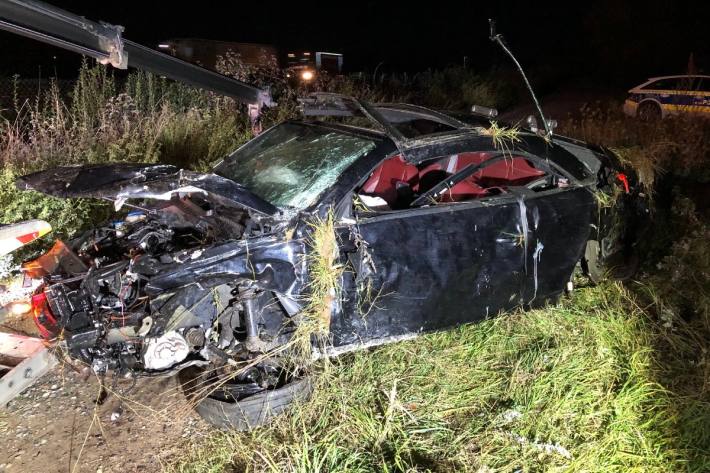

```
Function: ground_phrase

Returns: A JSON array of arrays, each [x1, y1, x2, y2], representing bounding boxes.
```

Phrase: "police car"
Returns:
[[623, 75, 710, 119]]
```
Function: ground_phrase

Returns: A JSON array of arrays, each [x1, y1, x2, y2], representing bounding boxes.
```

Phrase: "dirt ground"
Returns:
[[0, 363, 210, 473]]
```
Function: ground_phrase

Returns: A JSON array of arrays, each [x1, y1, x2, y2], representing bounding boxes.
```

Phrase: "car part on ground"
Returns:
[[0, 328, 58, 408], [0, 219, 56, 404], [0, 220, 52, 257]]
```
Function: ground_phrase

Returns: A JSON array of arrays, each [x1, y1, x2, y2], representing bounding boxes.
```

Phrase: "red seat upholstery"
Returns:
[[419, 152, 545, 201], [361, 154, 419, 206], [437, 180, 489, 202], [417, 152, 490, 185], [471, 157, 545, 187], [361, 152, 547, 206]]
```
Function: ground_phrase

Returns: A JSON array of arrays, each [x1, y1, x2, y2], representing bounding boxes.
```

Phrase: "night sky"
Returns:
[[0, 0, 708, 86]]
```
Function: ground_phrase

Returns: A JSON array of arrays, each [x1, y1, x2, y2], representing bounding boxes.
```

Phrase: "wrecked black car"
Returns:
[[16, 94, 644, 429], [0, 1, 645, 429]]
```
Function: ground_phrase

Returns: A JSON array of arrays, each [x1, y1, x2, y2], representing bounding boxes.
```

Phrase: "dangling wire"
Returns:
[[488, 19, 552, 139]]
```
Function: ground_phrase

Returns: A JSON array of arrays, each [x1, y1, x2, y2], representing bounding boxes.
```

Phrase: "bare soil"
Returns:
[[0, 363, 210, 473]]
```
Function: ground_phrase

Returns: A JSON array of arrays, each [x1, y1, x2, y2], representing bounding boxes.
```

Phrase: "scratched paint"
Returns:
[[532, 240, 545, 301]]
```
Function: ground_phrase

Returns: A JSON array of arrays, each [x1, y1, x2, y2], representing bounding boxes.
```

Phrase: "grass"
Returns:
[[168, 282, 709, 472], [289, 212, 344, 364], [481, 121, 522, 152]]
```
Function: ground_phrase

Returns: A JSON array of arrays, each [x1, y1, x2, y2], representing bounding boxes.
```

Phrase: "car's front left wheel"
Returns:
[[179, 365, 313, 430]]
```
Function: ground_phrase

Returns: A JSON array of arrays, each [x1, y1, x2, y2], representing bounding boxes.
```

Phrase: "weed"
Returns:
[[482, 121, 521, 152], [289, 211, 343, 364]]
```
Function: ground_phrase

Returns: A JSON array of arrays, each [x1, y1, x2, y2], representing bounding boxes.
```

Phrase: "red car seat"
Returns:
[[360, 155, 419, 206]]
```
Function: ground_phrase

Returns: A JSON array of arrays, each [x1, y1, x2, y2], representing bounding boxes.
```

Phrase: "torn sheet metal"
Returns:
[[145, 237, 306, 296], [17, 163, 279, 216]]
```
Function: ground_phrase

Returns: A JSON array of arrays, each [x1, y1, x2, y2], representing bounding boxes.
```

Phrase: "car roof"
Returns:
[[630, 75, 710, 93], [633, 75, 710, 90]]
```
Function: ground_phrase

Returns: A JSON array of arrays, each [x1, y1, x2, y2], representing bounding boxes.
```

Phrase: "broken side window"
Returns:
[[355, 151, 557, 212], [421, 153, 550, 204]]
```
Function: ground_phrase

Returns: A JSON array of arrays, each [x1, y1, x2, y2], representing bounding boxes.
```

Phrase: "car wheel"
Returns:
[[637, 101, 661, 121], [179, 367, 313, 430], [581, 239, 639, 284]]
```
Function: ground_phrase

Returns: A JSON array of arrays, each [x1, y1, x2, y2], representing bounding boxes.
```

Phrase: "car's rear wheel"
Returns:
[[581, 239, 639, 284], [637, 101, 661, 121], [179, 365, 312, 430]]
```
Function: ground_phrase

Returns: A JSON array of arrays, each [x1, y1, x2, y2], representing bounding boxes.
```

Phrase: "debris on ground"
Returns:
[[0, 364, 209, 473]]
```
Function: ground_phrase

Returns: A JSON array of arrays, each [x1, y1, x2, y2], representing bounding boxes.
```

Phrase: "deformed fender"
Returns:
[[144, 237, 306, 298]]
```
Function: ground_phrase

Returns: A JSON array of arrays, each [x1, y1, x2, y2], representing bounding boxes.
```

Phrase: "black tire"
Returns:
[[582, 239, 639, 284], [637, 101, 661, 121], [180, 371, 312, 430]]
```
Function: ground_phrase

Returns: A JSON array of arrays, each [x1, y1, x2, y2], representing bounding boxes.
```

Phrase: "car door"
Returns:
[[330, 185, 528, 348], [516, 186, 596, 305], [693, 78, 710, 113]]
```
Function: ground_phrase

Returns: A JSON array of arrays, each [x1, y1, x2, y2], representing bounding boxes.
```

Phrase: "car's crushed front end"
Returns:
[[18, 164, 308, 384]]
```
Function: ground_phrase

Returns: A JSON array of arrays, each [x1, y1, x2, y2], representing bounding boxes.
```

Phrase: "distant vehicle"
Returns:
[[623, 75, 710, 120], [284, 50, 344, 83], [158, 39, 343, 84]]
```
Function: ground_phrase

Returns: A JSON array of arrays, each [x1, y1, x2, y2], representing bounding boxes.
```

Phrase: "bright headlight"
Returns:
[[8, 301, 32, 316]]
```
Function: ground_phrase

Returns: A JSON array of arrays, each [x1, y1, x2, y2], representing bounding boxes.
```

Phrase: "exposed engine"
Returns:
[[30, 194, 301, 380]]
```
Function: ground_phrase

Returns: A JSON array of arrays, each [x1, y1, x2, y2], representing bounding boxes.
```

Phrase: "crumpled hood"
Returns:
[[17, 163, 278, 216]]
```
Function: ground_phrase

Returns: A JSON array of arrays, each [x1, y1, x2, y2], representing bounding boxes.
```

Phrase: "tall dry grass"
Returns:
[[1, 62, 254, 173], [0, 62, 257, 247], [559, 104, 710, 189]]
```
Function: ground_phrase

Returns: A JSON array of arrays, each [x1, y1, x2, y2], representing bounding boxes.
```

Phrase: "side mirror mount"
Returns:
[[526, 115, 539, 133]]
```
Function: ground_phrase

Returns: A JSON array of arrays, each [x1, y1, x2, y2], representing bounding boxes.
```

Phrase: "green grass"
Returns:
[[168, 282, 709, 472]]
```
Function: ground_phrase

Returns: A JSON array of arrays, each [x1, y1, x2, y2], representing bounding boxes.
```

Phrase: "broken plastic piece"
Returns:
[[0, 220, 52, 257], [617, 173, 630, 193]]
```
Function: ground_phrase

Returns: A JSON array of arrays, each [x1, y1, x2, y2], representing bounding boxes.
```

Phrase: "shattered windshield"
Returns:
[[216, 123, 377, 209]]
